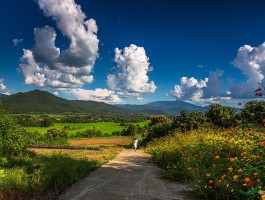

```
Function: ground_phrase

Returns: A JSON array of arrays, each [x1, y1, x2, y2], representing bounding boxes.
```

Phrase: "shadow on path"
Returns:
[[58, 149, 200, 200]]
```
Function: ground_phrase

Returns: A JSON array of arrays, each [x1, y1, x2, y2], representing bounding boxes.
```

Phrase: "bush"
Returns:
[[239, 101, 265, 126], [206, 104, 237, 127], [172, 110, 208, 132], [0, 102, 28, 156]]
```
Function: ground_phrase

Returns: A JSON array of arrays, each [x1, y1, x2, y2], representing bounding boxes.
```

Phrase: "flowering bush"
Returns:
[[146, 128, 265, 199]]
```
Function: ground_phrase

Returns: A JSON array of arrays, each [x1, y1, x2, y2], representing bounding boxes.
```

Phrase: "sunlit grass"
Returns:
[[25, 120, 150, 136], [0, 141, 124, 200]]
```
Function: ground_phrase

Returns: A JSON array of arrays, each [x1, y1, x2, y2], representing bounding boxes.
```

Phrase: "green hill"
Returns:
[[1, 90, 125, 114], [71, 100, 125, 114]]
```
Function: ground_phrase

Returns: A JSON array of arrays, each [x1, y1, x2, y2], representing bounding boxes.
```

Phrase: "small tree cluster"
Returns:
[[0, 102, 28, 156]]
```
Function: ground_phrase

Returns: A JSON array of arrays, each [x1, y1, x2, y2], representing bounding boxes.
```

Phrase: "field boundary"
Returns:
[[28, 145, 103, 151]]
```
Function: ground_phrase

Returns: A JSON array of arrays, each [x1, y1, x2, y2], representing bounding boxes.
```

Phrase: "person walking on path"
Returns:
[[133, 138, 138, 152]]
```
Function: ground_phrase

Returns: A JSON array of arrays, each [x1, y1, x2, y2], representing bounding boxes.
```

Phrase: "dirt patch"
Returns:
[[69, 137, 132, 147]]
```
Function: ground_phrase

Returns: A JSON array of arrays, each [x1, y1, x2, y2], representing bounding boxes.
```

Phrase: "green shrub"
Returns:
[[0, 102, 28, 156]]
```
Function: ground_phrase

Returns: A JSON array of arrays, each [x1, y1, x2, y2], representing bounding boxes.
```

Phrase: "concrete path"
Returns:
[[58, 149, 199, 200]]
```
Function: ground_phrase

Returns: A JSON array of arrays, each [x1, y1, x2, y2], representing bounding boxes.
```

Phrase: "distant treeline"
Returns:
[[141, 100, 265, 144], [14, 113, 150, 127]]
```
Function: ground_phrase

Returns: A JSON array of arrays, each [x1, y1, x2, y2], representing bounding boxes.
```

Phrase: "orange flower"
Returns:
[[244, 177, 250, 183], [259, 141, 265, 146], [209, 180, 214, 184], [229, 157, 237, 162], [206, 173, 211, 177], [221, 174, 227, 180], [215, 155, 220, 159], [228, 167, 233, 172], [241, 152, 247, 156], [233, 175, 238, 180], [212, 163, 216, 167], [237, 168, 243, 173], [248, 129, 252, 136], [253, 172, 258, 176]]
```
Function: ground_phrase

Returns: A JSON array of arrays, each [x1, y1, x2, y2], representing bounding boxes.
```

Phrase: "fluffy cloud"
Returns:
[[19, 0, 99, 90], [61, 88, 122, 104], [107, 44, 156, 96], [167, 70, 230, 104], [230, 43, 265, 98], [13, 38, 23, 46], [168, 77, 208, 101], [0, 79, 11, 95]]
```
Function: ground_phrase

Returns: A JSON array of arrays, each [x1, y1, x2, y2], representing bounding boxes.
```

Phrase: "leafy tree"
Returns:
[[206, 104, 236, 127], [0, 101, 28, 156], [239, 100, 265, 126], [150, 115, 172, 126], [172, 110, 207, 132], [122, 124, 139, 136], [142, 115, 172, 144], [45, 128, 68, 145]]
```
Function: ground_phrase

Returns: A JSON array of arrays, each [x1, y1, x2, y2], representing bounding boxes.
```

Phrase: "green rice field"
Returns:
[[25, 121, 150, 136]]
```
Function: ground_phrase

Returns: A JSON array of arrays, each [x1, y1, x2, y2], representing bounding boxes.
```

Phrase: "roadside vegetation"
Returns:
[[0, 102, 129, 200], [144, 100, 265, 199], [1, 99, 264, 200]]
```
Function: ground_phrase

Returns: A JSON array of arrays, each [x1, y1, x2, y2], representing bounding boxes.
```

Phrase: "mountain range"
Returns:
[[0, 90, 208, 115]]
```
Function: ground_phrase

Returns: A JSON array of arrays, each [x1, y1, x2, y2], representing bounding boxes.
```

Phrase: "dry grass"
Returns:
[[31, 136, 132, 164], [69, 136, 132, 147], [31, 147, 122, 164]]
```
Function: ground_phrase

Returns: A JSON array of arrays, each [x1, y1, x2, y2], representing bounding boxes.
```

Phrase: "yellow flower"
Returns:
[[233, 175, 238, 180], [253, 172, 258, 176], [206, 173, 211, 177]]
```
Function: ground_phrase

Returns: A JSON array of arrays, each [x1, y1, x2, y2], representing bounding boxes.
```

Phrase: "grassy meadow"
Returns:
[[25, 121, 150, 136]]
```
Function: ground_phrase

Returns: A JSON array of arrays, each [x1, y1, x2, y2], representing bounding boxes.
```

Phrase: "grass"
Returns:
[[146, 128, 265, 200], [25, 122, 126, 135], [0, 137, 126, 200], [69, 136, 132, 148], [25, 120, 150, 136]]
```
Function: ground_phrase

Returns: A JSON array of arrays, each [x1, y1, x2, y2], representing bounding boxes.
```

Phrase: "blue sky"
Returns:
[[1, 0, 265, 105]]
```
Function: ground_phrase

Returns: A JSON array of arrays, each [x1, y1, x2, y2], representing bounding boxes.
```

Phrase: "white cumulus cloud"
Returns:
[[0, 79, 11, 95], [167, 70, 230, 104], [61, 88, 122, 104], [168, 77, 208, 101], [230, 43, 265, 98], [19, 0, 99, 90], [107, 44, 156, 97]]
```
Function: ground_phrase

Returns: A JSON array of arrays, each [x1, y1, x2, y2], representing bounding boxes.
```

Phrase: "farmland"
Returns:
[[25, 121, 150, 136]]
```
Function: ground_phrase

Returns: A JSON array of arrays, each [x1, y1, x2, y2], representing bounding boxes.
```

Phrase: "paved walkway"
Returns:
[[58, 149, 199, 200]]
